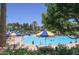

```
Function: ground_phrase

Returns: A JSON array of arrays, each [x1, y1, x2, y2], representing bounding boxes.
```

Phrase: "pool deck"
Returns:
[[7, 36, 79, 51]]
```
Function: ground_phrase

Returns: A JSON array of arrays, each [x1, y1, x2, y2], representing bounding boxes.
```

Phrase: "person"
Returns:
[[75, 40, 77, 43], [50, 39, 54, 42], [70, 41, 72, 43], [32, 40, 34, 44], [50, 40, 52, 41], [13, 44, 17, 49], [28, 34, 30, 36]]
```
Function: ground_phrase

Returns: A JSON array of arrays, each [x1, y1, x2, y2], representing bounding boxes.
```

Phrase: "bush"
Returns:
[[1, 46, 79, 55], [0, 48, 28, 55], [37, 47, 55, 55], [55, 45, 71, 55]]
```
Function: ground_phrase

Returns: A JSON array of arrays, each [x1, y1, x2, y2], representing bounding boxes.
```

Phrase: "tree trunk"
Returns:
[[0, 3, 6, 47]]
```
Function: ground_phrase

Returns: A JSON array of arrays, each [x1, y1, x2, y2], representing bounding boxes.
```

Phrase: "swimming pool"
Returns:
[[22, 35, 79, 46]]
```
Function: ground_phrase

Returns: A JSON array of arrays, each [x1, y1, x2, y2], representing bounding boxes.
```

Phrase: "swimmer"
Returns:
[[70, 41, 72, 43], [50, 40, 52, 41], [32, 40, 34, 44], [75, 40, 77, 43]]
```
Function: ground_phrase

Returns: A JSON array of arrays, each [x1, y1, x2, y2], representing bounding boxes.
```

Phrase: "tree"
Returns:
[[0, 3, 6, 47], [42, 3, 79, 34], [32, 21, 38, 31], [7, 23, 12, 31], [14, 22, 21, 31], [22, 23, 30, 32], [7, 22, 41, 34]]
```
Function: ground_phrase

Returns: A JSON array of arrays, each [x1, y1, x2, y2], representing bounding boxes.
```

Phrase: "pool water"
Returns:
[[22, 35, 79, 46]]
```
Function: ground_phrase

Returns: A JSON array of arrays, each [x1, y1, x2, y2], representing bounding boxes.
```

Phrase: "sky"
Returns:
[[6, 3, 47, 26]]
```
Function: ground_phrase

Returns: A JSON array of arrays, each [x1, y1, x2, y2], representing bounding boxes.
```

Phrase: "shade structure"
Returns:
[[36, 31, 55, 37], [36, 31, 55, 45], [10, 33, 16, 37], [16, 33, 21, 36], [36, 31, 43, 36], [6, 33, 10, 37], [10, 32, 21, 37], [6, 31, 11, 37]]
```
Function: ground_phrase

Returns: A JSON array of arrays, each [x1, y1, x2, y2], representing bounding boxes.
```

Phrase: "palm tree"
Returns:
[[32, 21, 38, 32], [0, 3, 6, 47]]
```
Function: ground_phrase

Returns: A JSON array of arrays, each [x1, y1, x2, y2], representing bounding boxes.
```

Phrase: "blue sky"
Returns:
[[6, 3, 47, 26]]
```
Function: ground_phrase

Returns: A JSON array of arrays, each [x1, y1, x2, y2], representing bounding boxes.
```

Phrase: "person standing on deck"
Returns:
[[32, 40, 34, 44]]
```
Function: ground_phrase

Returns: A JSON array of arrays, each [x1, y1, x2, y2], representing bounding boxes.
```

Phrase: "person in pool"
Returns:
[[70, 41, 72, 43], [32, 40, 34, 44], [50, 40, 52, 41], [50, 39, 54, 41]]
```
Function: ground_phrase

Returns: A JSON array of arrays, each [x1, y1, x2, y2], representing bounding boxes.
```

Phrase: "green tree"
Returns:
[[7, 23, 12, 31], [22, 23, 30, 32], [42, 3, 79, 34], [32, 21, 38, 32]]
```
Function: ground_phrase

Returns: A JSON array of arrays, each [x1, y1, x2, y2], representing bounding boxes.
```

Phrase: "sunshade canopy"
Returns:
[[36, 31, 55, 37]]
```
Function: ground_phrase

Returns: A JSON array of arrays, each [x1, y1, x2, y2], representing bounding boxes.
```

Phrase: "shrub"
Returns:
[[1, 46, 79, 55]]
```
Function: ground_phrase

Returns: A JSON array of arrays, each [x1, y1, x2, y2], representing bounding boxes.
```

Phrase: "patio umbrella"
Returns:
[[6, 33, 10, 37], [10, 32, 21, 48], [10, 32, 16, 37], [6, 31, 11, 37], [16, 33, 21, 36], [36, 31, 55, 45], [10, 32, 21, 37]]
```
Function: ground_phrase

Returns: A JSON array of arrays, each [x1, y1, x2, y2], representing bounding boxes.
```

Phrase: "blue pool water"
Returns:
[[22, 35, 79, 46]]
